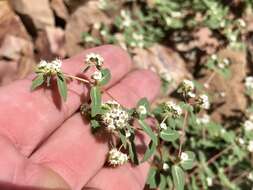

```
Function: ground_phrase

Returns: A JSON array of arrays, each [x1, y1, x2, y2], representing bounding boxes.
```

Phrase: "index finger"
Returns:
[[0, 45, 132, 156]]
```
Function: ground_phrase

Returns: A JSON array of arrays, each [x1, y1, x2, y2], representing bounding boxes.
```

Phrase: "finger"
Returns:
[[0, 45, 132, 156], [0, 135, 70, 189], [30, 70, 161, 190]]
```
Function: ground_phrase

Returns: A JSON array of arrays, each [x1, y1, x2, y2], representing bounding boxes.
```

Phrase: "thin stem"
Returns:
[[204, 71, 216, 88], [178, 110, 188, 157], [161, 114, 170, 124], [63, 73, 90, 84]]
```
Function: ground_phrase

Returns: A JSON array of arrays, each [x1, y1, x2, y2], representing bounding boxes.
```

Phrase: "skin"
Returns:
[[0, 45, 161, 190]]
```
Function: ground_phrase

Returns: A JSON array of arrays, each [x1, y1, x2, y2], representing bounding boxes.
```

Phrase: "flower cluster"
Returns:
[[102, 101, 130, 131], [244, 120, 253, 131], [85, 52, 104, 68], [247, 140, 253, 152], [137, 105, 147, 115], [196, 114, 210, 125], [196, 94, 210, 110], [108, 148, 128, 166], [245, 76, 253, 90], [165, 101, 182, 118], [84, 53, 107, 83], [178, 79, 195, 98], [120, 10, 132, 28], [130, 33, 144, 48], [37, 59, 62, 75], [159, 70, 172, 83], [210, 55, 230, 69], [160, 122, 167, 130], [180, 152, 189, 161], [91, 71, 102, 81]]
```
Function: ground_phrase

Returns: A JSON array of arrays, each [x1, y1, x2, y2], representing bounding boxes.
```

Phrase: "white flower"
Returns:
[[248, 172, 253, 181], [188, 91, 196, 98], [160, 123, 167, 130], [182, 79, 194, 91], [93, 22, 101, 30], [160, 70, 172, 82], [197, 94, 210, 110], [108, 148, 128, 166], [137, 105, 147, 115], [238, 138, 245, 145], [163, 163, 169, 171], [91, 71, 102, 81], [106, 100, 120, 106], [245, 76, 253, 89], [211, 54, 218, 60], [37, 59, 62, 74], [84, 36, 95, 43], [170, 11, 182, 18], [165, 101, 182, 118], [125, 130, 131, 138], [102, 104, 130, 130], [206, 177, 213, 186], [218, 58, 230, 69], [107, 124, 116, 131], [38, 60, 47, 68], [221, 128, 226, 134], [238, 19, 246, 28], [85, 53, 104, 67], [132, 33, 144, 41], [196, 114, 210, 125], [244, 120, 253, 131], [180, 152, 189, 161], [51, 59, 62, 68], [120, 10, 132, 28], [179, 79, 195, 97], [247, 140, 253, 152], [100, 30, 107, 36]]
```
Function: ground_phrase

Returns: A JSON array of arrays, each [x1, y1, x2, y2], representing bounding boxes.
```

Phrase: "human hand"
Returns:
[[0, 45, 161, 190]]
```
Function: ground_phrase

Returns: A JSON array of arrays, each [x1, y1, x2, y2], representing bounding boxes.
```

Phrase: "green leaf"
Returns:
[[159, 173, 167, 190], [138, 119, 157, 145], [160, 128, 180, 142], [119, 130, 128, 148], [147, 167, 158, 188], [128, 135, 139, 165], [98, 68, 111, 86], [31, 74, 45, 91], [172, 165, 185, 190], [180, 151, 196, 170], [56, 73, 68, 101], [142, 140, 156, 162], [90, 86, 102, 117]]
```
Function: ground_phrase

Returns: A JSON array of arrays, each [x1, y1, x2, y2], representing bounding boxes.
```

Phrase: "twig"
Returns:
[[204, 71, 216, 88], [63, 73, 90, 84]]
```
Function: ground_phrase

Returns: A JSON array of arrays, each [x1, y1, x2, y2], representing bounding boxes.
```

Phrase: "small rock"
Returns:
[[133, 44, 191, 94], [0, 35, 33, 60], [9, 0, 54, 30], [35, 26, 66, 60], [63, 0, 87, 13], [65, 1, 111, 56], [0, 60, 19, 85], [0, 1, 31, 43], [50, 0, 69, 21]]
